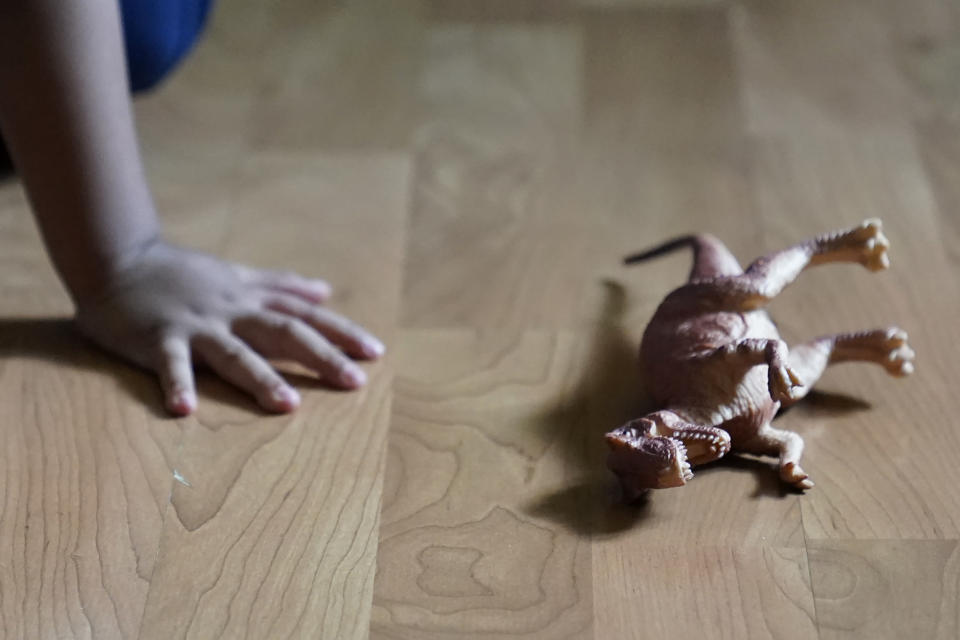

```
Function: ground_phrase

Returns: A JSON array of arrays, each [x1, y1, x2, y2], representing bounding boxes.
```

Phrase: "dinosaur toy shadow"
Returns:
[[0, 140, 14, 179], [525, 280, 654, 535]]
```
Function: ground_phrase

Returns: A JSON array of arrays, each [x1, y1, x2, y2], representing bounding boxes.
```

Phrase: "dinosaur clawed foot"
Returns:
[[839, 327, 915, 377], [768, 362, 804, 404], [880, 327, 915, 377], [781, 461, 815, 490], [856, 219, 890, 272], [827, 218, 890, 271]]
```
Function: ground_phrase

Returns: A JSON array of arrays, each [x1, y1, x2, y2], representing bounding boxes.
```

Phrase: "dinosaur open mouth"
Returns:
[[612, 425, 693, 488], [665, 437, 694, 484]]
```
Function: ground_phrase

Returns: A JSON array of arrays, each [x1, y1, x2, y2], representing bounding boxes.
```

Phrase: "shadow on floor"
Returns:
[[0, 317, 339, 419], [0, 317, 174, 417], [0, 138, 16, 181], [693, 455, 788, 499], [525, 280, 653, 535], [780, 388, 873, 417]]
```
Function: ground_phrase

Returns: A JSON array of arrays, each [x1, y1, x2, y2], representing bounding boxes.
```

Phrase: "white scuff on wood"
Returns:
[[172, 469, 192, 488]]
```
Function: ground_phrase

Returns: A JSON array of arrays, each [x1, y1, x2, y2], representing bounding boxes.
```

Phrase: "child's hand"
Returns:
[[74, 241, 384, 416]]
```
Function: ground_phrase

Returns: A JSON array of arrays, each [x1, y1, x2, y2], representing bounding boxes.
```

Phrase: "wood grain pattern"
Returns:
[[132, 0, 275, 183], [593, 544, 817, 639], [808, 540, 960, 639], [372, 330, 594, 639], [915, 118, 960, 269], [732, 1, 926, 135], [399, 23, 585, 329], [748, 133, 960, 539], [138, 155, 409, 640], [249, 0, 425, 151], [2, 0, 960, 637], [0, 322, 182, 639]]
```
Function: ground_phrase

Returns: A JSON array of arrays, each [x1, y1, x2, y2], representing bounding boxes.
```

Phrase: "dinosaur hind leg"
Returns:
[[685, 219, 890, 311], [688, 234, 743, 281], [780, 327, 915, 409], [741, 424, 813, 490]]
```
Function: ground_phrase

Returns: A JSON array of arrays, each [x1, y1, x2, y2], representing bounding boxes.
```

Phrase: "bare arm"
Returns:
[[0, 0, 158, 302], [0, 0, 383, 415]]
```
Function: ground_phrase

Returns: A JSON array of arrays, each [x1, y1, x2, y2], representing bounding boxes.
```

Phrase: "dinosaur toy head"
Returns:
[[605, 422, 693, 498]]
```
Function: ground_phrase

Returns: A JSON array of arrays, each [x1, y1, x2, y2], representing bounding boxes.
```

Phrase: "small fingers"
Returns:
[[156, 336, 196, 416], [233, 312, 368, 389], [192, 332, 300, 413], [262, 295, 384, 360], [237, 265, 332, 303]]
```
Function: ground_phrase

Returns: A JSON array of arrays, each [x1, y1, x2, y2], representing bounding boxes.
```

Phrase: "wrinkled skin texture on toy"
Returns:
[[607, 220, 914, 499]]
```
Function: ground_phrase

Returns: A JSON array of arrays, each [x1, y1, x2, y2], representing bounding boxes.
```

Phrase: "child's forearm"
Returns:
[[0, 0, 160, 304], [0, 1, 384, 416]]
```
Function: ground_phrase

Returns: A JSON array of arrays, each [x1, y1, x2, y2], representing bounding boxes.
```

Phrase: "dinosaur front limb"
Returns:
[[740, 424, 813, 490], [781, 327, 915, 408], [702, 338, 803, 404]]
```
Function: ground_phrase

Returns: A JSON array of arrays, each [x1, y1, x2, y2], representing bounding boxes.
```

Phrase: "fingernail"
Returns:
[[363, 338, 385, 358], [169, 390, 195, 415], [341, 365, 367, 387], [271, 386, 300, 409]]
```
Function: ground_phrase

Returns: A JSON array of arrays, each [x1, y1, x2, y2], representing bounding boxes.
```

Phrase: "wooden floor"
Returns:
[[2, 1, 959, 638]]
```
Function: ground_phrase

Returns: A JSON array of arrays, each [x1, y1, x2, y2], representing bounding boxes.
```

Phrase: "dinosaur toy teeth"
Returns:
[[605, 423, 692, 495], [678, 446, 694, 482], [663, 438, 693, 485]]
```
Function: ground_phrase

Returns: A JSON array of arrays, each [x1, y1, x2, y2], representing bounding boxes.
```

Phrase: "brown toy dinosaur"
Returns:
[[606, 220, 914, 500]]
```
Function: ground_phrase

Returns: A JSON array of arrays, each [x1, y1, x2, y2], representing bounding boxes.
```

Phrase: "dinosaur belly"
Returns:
[[641, 308, 783, 444], [664, 366, 778, 444]]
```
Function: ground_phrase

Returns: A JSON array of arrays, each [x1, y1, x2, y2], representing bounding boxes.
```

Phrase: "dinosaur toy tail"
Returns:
[[624, 234, 744, 281], [623, 236, 698, 265]]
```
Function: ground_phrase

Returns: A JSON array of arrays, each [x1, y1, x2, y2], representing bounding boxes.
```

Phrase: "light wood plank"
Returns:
[[575, 8, 819, 635], [399, 23, 584, 329], [7, 0, 960, 635], [808, 539, 960, 639], [747, 132, 960, 539], [583, 7, 742, 147], [580, 0, 724, 7], [249, 0, 425, 151], [592, 544, 817, 639], [577, 6, 765, 329], [133, 0, 276, 184], [915, 117, 960, 268], [0, 318, 183, 639], [372, 329, 594, 639], [427, 1, 575, 22], [138, 154, 410, 639], [731, 0, 927, 135]]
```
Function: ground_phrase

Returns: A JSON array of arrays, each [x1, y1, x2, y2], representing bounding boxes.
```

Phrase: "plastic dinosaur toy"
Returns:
[[606, 219, 914, 500]]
